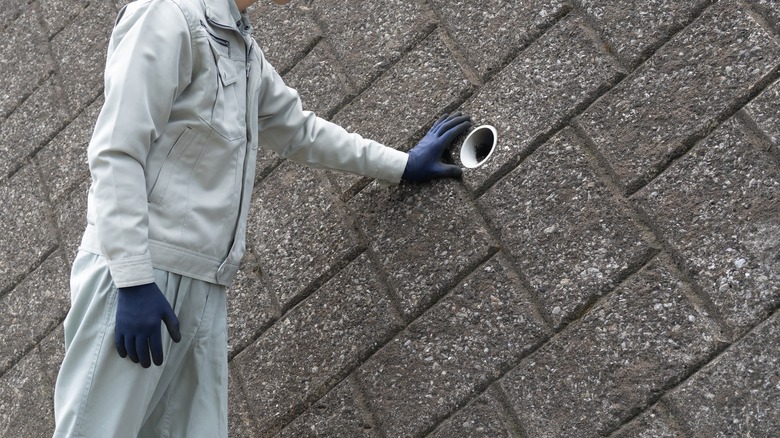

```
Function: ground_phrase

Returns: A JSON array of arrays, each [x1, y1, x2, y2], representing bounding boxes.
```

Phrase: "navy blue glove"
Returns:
[[402, 112, 472, 182], [116, 282, 181, 368]]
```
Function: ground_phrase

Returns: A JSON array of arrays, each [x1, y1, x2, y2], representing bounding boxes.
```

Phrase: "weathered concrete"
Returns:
[[577, 1, 780, 194], [633, 117, 780, 337], [1, 1, 779, 437]]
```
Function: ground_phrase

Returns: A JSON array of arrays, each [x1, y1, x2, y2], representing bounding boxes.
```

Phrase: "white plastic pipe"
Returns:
[[460, 125, 497, 168]]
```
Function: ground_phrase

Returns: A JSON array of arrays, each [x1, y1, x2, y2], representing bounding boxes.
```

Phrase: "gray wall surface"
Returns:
[[1, 0, 779, 436]]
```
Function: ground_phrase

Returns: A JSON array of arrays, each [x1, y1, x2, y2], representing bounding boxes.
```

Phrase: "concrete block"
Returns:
[[0, 0, 24, 30], [577, 0, 709, 66], [611, 404, 683, 438], [278, 378, 375, 438], [228, 367, 259, 438], [55, 177, 88, 266], [356, 254, 546, 437], [329, 30, 473, 195], [311, 0, 435, 90], [429, 390, 516, 438], [0, 165, 57, 295], [39, 0, 89, 38], [429, 0, 567, 79], [255, 147, 284, 183], [479, 128, 655, 328], [457, 15, 622, 193], [0, 343, 56, 437], [248, 161, 361, 308], [746, 0, 780, 32], [665, 312, 780, 436], [501, 256, 721, 437], [235, 254, 399, 435], [633, 118, 780, 336], [227, 255, 278, 357], [745, 78, 780, 150], [0, 77, 69, 179], [283, 41, 350, 119], [248, 2, 322, 75], [37, 324, 65, 398], [349, 179, 494, 318], [35, 97, 100, 203], [50, 1, 115, 115], [0, 252, 68, 373], [0, 8, 53, 120], [578, 2, 780, 193]]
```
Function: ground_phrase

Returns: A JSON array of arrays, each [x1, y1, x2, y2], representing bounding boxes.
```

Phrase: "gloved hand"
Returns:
[[402, 112, 472, 182], [115, 282, 181, 368]]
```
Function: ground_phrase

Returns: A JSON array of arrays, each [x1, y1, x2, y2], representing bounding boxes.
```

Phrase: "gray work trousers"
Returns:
[[53, 250, 228, 438]]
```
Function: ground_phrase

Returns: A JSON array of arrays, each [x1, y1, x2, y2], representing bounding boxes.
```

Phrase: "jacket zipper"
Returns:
[[246, 42, 252, 78]]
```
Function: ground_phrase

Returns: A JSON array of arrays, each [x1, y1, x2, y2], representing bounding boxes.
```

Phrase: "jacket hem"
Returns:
[[81, 225, 239, 286]]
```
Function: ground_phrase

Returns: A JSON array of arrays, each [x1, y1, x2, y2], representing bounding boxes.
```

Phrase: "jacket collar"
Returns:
[[204, 0, 242, 29], [204, 0, 253, 34]]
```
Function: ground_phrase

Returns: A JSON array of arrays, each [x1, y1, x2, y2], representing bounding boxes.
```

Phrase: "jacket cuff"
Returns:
[[374, 147, 409, 186], [107, 254, 156, 288]]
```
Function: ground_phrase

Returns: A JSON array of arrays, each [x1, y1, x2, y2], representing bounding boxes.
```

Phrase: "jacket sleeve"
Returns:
[[87, 0, 193, 288], [254, 51, 408, 185]]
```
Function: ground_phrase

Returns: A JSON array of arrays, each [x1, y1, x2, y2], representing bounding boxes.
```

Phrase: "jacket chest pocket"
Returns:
[[205, 36, 244, 141]]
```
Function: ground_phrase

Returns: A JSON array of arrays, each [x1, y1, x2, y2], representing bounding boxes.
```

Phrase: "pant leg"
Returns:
[[53, 251, 207, 438], [138, 278, 228, 438], [54, 251, 167, 438]]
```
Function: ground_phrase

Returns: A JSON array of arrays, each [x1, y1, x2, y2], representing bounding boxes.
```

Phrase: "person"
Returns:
[[52, 0, 471, 436]]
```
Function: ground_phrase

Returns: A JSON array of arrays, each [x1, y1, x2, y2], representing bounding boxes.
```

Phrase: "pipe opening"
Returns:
[[460, 125, 497, 169]]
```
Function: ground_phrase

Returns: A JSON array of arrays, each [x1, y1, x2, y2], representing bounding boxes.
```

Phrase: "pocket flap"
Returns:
[[217, 56, 238, 86]]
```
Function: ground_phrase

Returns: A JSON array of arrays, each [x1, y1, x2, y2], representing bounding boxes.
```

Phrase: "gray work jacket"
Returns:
[[81, 0, 408, 288]]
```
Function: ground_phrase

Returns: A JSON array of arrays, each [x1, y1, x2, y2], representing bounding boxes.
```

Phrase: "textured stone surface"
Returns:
[[350, 180, 494, 318], [248, 1, 322, 75], [248, 161, 361, 308], [329, 29, 473, 195], [429, 390, 517, 438], [430, 0, 567, 79], [577, 0, 710, 66], [578, 2, 780, 193], [0, 344, 56, 437], [0, 8, 53, 121], [254, 146, 285, 183], [0, 0, 25, 31], [227, 368, 258, 438], [479, 128, 655, 328], [39, 0, 90, 38], [502, 257, 721, 437], [311, 0, 435, 89], [0, 252, 68, 373], [456, 15, 622, 193], [0, 76, 69, 179], [54, 177, 89, 266], [235, 254, 399, 435], [282, 41, 350, 119], [278, 378, 375, 438], [35, 98, 100, 203], [634, 118, 780, 336], [746, 0, 780, 31], [50, 1, 115, 115], [0, 165, 57, 295], [666, 312, 780, 436], [356, 254, 547, 437], [611, 404, 683, 438], [226, 255, 278, 357], [745, 77, 780, 150]]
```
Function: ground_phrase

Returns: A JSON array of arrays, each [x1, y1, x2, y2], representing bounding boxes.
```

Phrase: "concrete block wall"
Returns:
[[1, 0, 778, 436]]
